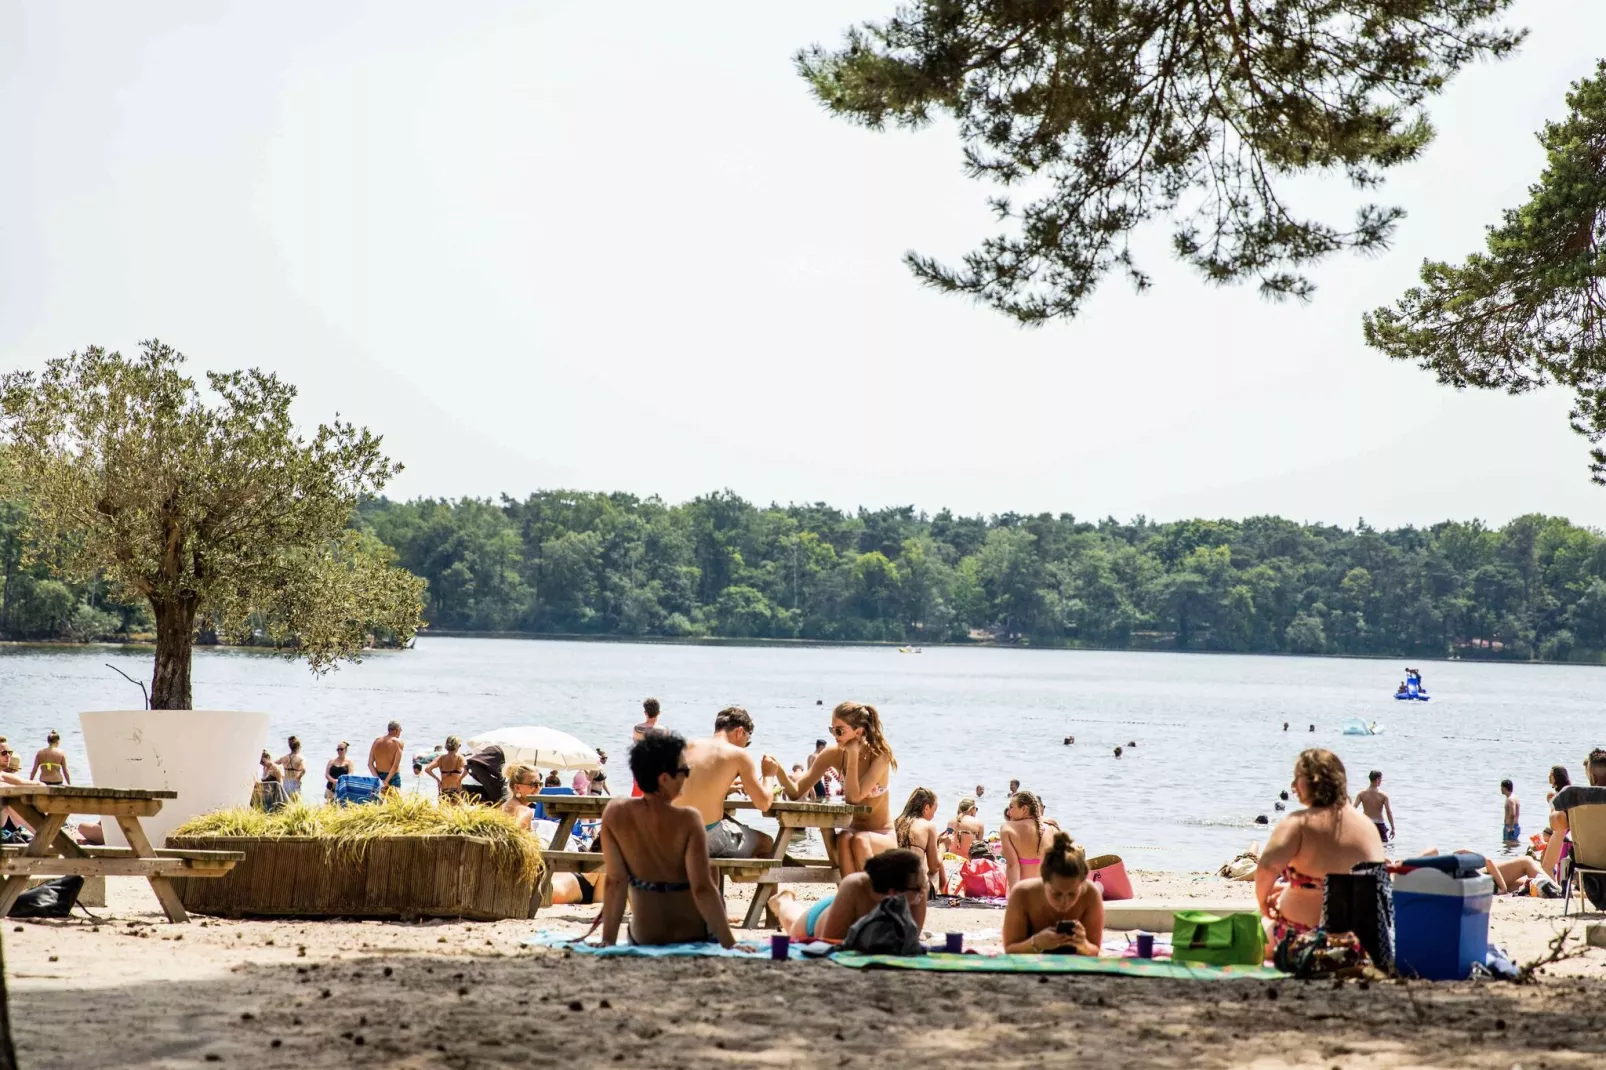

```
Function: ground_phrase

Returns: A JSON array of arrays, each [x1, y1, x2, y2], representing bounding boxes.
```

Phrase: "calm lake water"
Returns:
[[2, 638, 1601, 871]]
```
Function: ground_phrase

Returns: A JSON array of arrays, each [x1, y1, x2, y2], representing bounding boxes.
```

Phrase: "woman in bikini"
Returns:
[[772, 847, 930, 942], [1000, 790, 1057, 890], [278, 737, 306, 800], [1002, 832, 1103, 954], [30, 731, 70, 786], [425, 736, 468, 800], [893, 787, 947, 895], [774, 701, 897, 876], [325, 742, 352, 801], [940, 796, 984, 858], [596, 730, 737, 948], [1256, 748, 1385, 949]]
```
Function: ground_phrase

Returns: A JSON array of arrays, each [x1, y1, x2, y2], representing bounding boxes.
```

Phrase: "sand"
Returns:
[[5, 872, 1605, 1069]]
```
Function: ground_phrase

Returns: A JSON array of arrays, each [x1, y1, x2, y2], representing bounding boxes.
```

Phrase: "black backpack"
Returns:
[[841, 895, 925, 956], [8, 876, 84, 919]]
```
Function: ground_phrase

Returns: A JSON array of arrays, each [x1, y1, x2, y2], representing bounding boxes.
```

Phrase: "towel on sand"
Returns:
[[523, 931, 801, 959]]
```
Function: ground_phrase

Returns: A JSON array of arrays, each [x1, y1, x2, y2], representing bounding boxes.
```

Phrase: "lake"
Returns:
[[1, 638, 1601, 872]]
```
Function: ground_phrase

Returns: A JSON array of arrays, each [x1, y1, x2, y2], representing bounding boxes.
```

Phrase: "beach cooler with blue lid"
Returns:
[[334, 774, 382, 805], [1392, 853, 1493, 980]]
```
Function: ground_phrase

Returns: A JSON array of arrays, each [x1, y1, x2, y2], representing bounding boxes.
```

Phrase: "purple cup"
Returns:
[[771, 933, 791, 960], [944, 932, 964, 954], [1135, 932, 1155, 959]]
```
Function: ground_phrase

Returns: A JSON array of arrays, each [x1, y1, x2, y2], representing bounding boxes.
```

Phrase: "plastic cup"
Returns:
[[944, 932, 964, 954], [770, 934, 790, 960], [1136, 932, 1155, 959]]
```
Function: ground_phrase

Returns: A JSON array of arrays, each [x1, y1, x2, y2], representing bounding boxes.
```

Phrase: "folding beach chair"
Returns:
[[1560, 802, 1606, 917]]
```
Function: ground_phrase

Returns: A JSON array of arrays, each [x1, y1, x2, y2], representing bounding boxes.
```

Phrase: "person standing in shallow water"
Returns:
[[325, 742, 352, 801], [1500, 779, 1520, 844], [368, 721, 405, 792], [31, 731, 70, 786], [1354, 770, 1394, 844]]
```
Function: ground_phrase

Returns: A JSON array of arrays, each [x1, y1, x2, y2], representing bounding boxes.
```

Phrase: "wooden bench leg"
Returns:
[[0, 811, 69, 918], [741, 826, 793, 929], [114, 816, 189, 923]]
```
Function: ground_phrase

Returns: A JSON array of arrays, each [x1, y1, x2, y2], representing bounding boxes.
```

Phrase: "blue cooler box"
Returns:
[[1393, 866, 1493, 980], [335, 774, 382, 805]]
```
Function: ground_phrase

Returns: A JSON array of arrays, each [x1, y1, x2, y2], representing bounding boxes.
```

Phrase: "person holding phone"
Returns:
[[1001, 832, 1103, 955]]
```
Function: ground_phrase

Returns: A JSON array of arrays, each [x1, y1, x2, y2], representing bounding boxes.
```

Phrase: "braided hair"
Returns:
[[1010, 790, 1045, 856]]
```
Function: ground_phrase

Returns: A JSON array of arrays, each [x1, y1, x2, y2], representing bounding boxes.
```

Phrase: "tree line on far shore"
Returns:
[[11, 486, 1606, 662]]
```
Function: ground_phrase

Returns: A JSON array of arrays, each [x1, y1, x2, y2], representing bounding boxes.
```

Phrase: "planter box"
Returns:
[[166, 835, 539, 921], [81, 710, 269, 849]]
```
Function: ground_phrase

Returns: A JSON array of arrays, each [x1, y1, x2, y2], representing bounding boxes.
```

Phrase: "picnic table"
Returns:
[[0, 786, 242, 923], [530, 793, 868, 926]]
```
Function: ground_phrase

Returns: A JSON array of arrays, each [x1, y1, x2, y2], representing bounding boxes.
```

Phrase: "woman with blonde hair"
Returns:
[[425, 736, 468, 800], [941, 796, 985, 858], [894, 787, 947, 895], [1257, 748, 1384, 946], [1000, 790, 1057, 889], [1002, 832, 1103, 954], [499, 762, 542, 831], [773, 701, 897, 875]]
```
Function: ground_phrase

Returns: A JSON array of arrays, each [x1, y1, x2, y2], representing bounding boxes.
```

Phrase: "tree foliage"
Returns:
[[357, 490, 1606, 661], [1365, 61, 1606, 479], [797, 0, 1521, 322], [0, 342, 425, 708]]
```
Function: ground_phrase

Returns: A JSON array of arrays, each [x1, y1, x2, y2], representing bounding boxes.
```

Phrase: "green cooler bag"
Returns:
[[1171, 910, 1266, 966]]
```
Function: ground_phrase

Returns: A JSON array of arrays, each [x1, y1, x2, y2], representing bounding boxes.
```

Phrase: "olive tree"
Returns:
[[0, 341, 425, 709]]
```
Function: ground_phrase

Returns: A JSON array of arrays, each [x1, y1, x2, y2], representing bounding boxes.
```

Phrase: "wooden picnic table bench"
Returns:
[[531, 794, 869, 925], [0, 786, 242, 923]]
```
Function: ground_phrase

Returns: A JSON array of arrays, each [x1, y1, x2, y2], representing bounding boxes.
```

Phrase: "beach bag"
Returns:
[[959, 857, 1007, 899], [1322, 861, 1394, 973], [841, 895, 925, 956], [8, 876, 83, 919], [1087, 855, 1133, 901], [1273, 929, 1370, 979], [1171, 910, 1266, 966]]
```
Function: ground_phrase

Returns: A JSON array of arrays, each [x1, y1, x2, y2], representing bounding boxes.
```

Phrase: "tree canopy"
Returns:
[[1365, 61, 1606, 480], [0, 342, 425, 708], [798, 0, 1522, 322]]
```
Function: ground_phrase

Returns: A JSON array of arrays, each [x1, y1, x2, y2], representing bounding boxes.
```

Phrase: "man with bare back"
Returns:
[[369, 721, 405, 792], [673, 706, 780, 858]]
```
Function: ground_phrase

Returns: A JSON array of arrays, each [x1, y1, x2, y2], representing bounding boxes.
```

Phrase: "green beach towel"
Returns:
[[832, 952, 1283, 979]]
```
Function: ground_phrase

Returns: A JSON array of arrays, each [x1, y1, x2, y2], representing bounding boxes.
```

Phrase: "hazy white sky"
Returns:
[[4, 1, 1605, 530]]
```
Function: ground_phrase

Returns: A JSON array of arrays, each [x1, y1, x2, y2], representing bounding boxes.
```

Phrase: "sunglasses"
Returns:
[[830, 726, 850, 738], [675, 765, 692, 777]]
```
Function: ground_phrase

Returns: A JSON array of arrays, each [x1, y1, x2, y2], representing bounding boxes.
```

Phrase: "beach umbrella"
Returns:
[[465, 726, 599, 771]]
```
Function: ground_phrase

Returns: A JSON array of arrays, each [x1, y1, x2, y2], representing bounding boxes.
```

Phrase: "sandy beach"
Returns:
[[5, 872, 1604, 1070]]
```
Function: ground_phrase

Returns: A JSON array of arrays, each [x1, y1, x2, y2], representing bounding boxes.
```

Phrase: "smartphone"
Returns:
[[1055, 920, 1080, 936]]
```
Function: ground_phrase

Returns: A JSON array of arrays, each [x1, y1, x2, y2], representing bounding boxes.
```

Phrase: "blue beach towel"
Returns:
[[523, 930, 805, 959]]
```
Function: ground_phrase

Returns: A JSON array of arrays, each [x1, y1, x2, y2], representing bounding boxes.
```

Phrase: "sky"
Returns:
[[3, 1, 1605, 531]]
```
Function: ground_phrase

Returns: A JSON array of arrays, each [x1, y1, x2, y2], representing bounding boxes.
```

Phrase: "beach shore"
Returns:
[[6, 872, 1604, 1069]]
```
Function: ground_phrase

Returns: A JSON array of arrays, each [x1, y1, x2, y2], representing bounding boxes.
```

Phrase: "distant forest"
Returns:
[[8, 490, 1606, 662]]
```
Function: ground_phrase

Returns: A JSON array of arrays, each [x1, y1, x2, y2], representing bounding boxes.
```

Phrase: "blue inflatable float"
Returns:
[[1393, 669, 1430, 701]]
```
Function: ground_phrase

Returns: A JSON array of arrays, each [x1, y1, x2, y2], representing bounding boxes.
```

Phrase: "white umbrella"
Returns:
[[465, 726, 600, 771]]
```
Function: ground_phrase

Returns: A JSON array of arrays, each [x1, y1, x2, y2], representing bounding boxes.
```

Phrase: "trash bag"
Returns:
[[8, 876, 83, 919], [841, 895, 925, 956]]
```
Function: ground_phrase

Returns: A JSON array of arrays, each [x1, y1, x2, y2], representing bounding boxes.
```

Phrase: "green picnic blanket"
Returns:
[[832, 952, 1283, 979]]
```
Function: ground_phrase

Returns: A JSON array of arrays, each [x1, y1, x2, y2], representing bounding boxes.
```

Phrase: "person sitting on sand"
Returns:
[[368, 721, 405, 792], [894, 787, 948, 896], [598, 730, 738, 948], [772, 848, 930, 943], [1002, 832, 1103, 954], [1001, 790, 1057, 890], [673, 707, 780, 859], [1257, 749, 1385, 947], [499, 762, 541, 831], [770, 701, 897, 876], [1354, 770, 1395, 844], [30, 731, 70, 786], [941, 797, 985, 858], [425, 736, 468, 799], [1416, 847, 1560, 897]]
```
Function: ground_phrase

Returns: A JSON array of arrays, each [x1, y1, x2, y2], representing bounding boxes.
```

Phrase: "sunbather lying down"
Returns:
[[772, 848, 929, 942], [1417, 847, 1561, 897]]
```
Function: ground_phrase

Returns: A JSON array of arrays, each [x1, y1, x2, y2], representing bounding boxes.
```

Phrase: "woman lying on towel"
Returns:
[[1256, 749, 1385, 947], [772, 848, 929, 942], [1001, 832, 1103, 954]]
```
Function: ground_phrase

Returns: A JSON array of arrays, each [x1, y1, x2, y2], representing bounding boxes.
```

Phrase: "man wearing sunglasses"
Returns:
[[674, 707, 781, 859]]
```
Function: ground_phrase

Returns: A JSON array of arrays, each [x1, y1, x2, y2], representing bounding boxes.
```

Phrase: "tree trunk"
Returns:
[[150, 595, 198, 710]]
